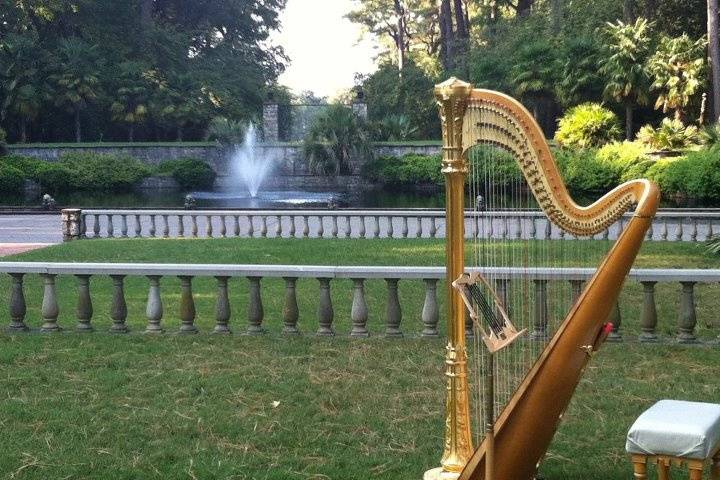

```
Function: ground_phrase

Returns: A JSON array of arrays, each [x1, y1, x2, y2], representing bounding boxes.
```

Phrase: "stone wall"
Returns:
[[8, 142, 440, 191]]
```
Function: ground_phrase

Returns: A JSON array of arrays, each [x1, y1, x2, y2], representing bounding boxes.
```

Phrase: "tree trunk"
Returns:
[[625, 104, 634, 140], [644, 0, 657, 18], [439, 0, 454, 71], [129, 124, 134, 142], [623, 0, 635, 22], [176, 125, 183, 142], [74, 109, 82, 143], [453, 0, 469, 76], [393, 0, 406, 71], [709, 0, 720, 122], [517, 0, 534, 17], [19, 117, 27, 143]]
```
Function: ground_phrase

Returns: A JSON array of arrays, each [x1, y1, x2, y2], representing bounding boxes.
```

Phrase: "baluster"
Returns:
[[80, 214, 87, 238], [134, 214, 142, 237], [331, 216, 339, 238], [387, 216, 394, 238], [220, 216, 227, 238], [350, 278, 369, 337], [344, 216, 351, 238], [543, 219, 550, 240], [110, 275, 128, 333], [567, 280, 583, 305], [415, 217, 422, 238], [607, 300, 622, 342], [275, 215, 282, 237], [282, 277, 299, 335], [179, 276, 198, 334], [92, 214, 100, 238], [676, 220, 684, 241], [373, 216, 380, 238], [316, 278, 334, 336], [40, 274, 60, 332], [708, 219, 714, 241], [421, 279, 439, 337], [288, 216, 296, 238], [430, 217, 437, 239], [302, 215, 309, 238], [233, 216, 240, 237], [401, 217, 409, 238], [638, 281, 658, 342], [469, 213, 477, 239], [488, 215, 494, 239], [317, 216, 325, 238], [191, 215, 198, 238], [247, 277, 265, 334], [206, 215, 213, 238], [247, 215, 255, 238], [529, 217, 537, 240], [530, 279, 548, 340], [8, 273, 28, 331], [385, 278, 403, 337], [358, 216, 366, 239], [515, 217, 522, 239], [177, 215, 184, 238], [107, 214, 114, 238], [661, 218, 668, 241], [691, 218, 698, 241], [602, 226, 610, 240], [260, 216, 268, 237], [558, 228, 565, 239], [677, 281, 698, 343], [162, 214, 169, 238], [645, 222, 653, 241], [213, 276, 231, 334], [501, 217, 508, 239], [145, 275, 163, 334], [149, 215, 156, 238], [121, 215, 128, 238], [75, 274, 93, 332]]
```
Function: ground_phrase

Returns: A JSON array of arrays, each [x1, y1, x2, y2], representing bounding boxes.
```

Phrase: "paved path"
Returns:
[[0, 215, 61, 256]]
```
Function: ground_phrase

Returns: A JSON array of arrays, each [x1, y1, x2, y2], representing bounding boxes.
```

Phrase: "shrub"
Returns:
[[637, 118, 700, 151], [158, 158, 216, 190], [0, 162, 25, 194], [362, 154, 442, 186], [467, 145, 522, 186], [645, 147, 720, 201], [1, 154, 46, 178], [554, 147, 619, 192], [555, 103, 622, 148], [58, 152, 152, 192], [595, 141, 653, 182], [206, 117, 246, 146]]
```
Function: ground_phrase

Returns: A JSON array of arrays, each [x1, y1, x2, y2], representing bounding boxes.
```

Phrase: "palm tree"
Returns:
[[599, 18, 654, 139], [509, 40, 559, 126], [647, 34, 706, 122], [0, 32, 43, 142], [110, 62, 151, 142], [51, 38, 101, 143]]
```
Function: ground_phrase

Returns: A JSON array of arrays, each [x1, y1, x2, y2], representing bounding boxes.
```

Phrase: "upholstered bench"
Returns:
[[627, 400, 720, 479]]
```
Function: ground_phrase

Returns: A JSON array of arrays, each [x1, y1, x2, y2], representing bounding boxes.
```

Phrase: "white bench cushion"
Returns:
[[626, 400, 720, 459]]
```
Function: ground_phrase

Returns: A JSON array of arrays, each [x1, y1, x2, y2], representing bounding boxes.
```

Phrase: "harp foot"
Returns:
[[423, 467, 460, 480]]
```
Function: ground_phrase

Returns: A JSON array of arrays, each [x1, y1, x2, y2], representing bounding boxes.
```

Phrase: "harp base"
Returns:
[[423, 467, 460, 480]]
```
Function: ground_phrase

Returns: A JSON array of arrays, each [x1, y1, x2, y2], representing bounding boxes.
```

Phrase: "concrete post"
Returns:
[[62, 209, 83, 241], [9, 273, 28, 331], [282, 277, 300, 335], [75, 275, 93, 332], [385, 278, 403, 337], [351, 278, 369, 337], [263, 103, 279, 143], [421, 279, 439, 337]]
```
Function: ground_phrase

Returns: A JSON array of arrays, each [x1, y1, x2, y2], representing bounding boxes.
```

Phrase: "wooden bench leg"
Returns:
[[632, 456, 648, 480], [689, 464, 704, 480], [658, 458, 670, 480], [711, 455, 720, 480]]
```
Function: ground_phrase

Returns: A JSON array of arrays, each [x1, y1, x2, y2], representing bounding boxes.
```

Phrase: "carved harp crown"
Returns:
[[434, 78, 660, 480]]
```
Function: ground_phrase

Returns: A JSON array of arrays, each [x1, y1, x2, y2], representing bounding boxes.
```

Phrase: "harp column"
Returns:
[[425, 78, 474, 480]]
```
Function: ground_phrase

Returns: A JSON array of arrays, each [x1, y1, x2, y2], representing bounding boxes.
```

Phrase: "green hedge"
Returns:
[[362, 154, 443, 186], [157, 158, 216, 190], [554, 103, 622, 148], [645, 147, 720, 201], [0, 162, 24, 194]]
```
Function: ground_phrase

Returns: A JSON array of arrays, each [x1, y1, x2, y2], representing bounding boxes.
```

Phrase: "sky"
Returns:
[[272, 0, 379, 98]]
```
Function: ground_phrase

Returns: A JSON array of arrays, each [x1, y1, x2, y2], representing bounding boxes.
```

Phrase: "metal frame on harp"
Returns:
[[453, 272, 525, 353]]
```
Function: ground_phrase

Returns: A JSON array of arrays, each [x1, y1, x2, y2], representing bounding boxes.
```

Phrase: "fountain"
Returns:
[[188, 123, 347, 209], [230, 124, 273, 197]]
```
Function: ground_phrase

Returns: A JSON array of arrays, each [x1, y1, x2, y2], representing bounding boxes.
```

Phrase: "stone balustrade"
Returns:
[[1, 262, 718, 343], [61, 208, 720, 242]]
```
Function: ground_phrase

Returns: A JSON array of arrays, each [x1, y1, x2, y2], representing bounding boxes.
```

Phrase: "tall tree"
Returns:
[[600, 18, 654, 139], [708, 0, 720, 122]]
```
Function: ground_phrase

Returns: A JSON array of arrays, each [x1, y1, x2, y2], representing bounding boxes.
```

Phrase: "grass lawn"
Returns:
[[0, 238, 719, 479]]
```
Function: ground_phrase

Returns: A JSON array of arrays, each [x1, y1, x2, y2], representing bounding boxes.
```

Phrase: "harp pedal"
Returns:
[[453, 272, 526, 353]]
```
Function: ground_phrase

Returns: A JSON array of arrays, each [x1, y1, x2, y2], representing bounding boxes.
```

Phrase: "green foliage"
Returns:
[[555, 37, 605, 108], [596, 141, 653, 182], [0, 154, 45, 177], [637, 118, 700, 150], [707, 236, 720, 255], [0, 162, 25, 193], [645, 147, 720, 201], [206, 117, 246, 146], [303, 105, 372, 176], [647, 34, 706, 120], [554, 147, 619, 192], [373, 114, 419, 141], [509, 40, 559, 102], [467, 146, 522, 186], [158, 158, 216, 190], [702, 123, 720, 146], [600, 19, 653, 107], [555, 103, 622, 148], [360, 61, 438, 140], [0, 127, 7, 156], [362, 154, 442, 185]]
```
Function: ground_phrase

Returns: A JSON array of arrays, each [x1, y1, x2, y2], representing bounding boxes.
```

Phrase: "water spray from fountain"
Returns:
[[230, 124, 273, 198]]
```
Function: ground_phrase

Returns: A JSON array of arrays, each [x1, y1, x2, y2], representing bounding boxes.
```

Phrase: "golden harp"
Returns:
[[426, 78, 659, 480]]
